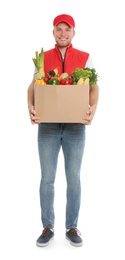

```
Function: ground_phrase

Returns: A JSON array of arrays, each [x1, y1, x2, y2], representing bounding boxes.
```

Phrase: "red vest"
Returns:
[[44, 44, 89, 76]]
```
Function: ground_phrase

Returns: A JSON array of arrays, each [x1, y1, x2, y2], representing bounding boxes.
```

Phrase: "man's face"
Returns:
[[53, 22, 75, 48]]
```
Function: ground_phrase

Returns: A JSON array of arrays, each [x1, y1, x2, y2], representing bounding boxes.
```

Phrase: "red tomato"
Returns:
[[48, 75, 52, 80], [60, 78, 73, 85], [60, 79, 66, 85], [66, 79, 73, 85], [44, 77, 49, 83]]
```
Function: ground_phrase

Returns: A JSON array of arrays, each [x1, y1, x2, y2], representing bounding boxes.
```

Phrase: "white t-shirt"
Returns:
[[85, 55, 94, 69]]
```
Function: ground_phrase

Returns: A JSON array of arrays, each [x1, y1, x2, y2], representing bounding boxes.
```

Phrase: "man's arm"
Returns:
[[27, 77, 40, 124], [82, 84, 99, 124], [27, 77, 35, 109]]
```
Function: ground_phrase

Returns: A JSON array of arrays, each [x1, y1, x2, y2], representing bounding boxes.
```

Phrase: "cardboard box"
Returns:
[[34, 84, 89, 123]]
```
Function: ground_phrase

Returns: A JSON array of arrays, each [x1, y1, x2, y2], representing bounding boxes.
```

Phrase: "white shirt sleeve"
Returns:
[[85, 55, 94, 68]]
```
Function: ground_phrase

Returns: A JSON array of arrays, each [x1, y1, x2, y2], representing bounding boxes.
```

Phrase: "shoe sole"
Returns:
[[36, 236, 54, 247], [66, 236, 83, 247]]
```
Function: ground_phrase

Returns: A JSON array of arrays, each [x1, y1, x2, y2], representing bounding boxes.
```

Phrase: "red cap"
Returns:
[[53, 14, 75, 28]]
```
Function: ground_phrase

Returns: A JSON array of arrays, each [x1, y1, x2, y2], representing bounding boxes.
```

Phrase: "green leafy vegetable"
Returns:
[[72, 67, 98, 87]]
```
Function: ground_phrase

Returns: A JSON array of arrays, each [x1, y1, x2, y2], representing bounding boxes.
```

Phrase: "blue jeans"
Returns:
[[38, 123, 86, 229]]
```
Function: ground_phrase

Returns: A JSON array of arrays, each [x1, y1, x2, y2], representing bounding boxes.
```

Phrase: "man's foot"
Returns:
[[66, 228, 83, 247], [36, 226, 54, 247]]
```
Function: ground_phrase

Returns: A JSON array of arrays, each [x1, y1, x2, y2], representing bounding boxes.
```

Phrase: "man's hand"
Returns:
[[29, 105, 40, 124], [82, 104, 97, 125]]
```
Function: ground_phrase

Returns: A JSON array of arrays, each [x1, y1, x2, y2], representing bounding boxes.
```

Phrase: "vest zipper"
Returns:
[[58, 47, 68, 73], [63, 48, 68, 73]]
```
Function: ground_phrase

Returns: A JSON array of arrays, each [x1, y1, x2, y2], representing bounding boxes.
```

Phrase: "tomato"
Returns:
[[48, 75, 52, 80], [60, 78, 73, 85], [65, 79, 73, 85], [44, 77, 49, 83], [69, 79, 73, 84], [60, 79, 66, 85]]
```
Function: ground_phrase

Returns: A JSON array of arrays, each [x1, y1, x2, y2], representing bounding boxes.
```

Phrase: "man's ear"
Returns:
[[73, 30, 76, 37]]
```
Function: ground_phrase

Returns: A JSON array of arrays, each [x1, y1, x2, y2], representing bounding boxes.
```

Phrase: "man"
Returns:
[[27, 14, 99, 247]]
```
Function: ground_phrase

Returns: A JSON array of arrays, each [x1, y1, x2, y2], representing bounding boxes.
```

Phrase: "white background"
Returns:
[[0, 0, 125, 259]]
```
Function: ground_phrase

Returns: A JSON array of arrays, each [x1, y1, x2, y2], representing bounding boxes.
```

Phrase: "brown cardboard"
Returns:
[[34, 84, 89, 123]]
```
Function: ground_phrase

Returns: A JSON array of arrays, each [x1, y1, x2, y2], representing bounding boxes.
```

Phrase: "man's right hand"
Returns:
[[29, 105, 40, 124]]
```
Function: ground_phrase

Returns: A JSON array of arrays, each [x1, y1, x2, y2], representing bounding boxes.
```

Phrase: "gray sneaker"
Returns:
[[36, 226, 54, 247], [66, 228, 83, 247]]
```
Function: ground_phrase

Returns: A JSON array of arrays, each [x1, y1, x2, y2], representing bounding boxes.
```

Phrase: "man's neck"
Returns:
[[59, 47, 67, 57]]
